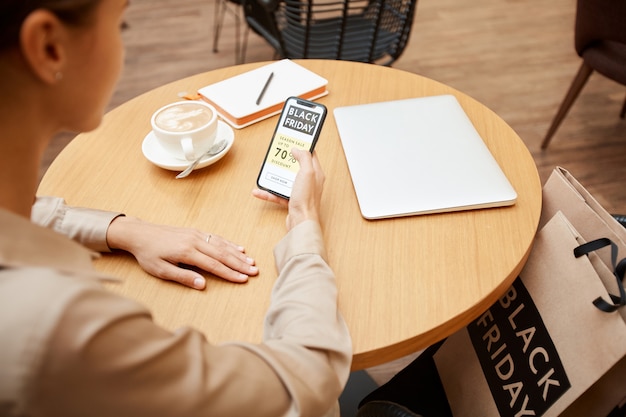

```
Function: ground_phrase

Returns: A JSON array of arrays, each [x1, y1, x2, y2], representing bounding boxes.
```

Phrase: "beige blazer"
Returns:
[[0, 198, 351, 417]]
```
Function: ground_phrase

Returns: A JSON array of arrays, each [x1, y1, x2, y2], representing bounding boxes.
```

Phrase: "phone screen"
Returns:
[[257, 97, 327, 199]]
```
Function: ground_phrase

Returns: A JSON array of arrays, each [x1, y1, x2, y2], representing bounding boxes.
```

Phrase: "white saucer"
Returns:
[[142, 120, 234, 171]]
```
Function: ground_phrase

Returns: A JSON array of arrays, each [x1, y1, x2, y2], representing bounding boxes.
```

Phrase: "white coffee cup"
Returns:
[[151, 101, 218, 161]]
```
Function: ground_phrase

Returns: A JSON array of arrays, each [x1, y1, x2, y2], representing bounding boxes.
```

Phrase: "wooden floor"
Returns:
[[41, 0, 626, 384]]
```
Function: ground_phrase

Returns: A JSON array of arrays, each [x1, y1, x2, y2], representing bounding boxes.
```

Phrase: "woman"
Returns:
[[3, 0, 258, 291], [0, 1, 352, 416]]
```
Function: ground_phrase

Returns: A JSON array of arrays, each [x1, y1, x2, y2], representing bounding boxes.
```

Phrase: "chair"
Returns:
[[355, 342, 453, 417], [242, 0, 418, 65], [356, 401, 423, 417], [213, 0, 247, 64], [541, 0, 626, 149]]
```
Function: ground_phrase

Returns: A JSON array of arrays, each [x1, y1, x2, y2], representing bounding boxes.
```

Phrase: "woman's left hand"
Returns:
[[106, 216, 258, 290]]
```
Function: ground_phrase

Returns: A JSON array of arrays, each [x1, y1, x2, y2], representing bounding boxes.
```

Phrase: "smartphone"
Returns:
[[256, 97, 327, 199]]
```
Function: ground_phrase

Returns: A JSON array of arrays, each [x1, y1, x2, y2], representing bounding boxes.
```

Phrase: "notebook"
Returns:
[[198, 59, 329, 129], [334, 95, 517, 219]]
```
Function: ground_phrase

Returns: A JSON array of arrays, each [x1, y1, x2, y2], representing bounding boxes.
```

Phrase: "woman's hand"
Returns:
[[106, 217, 258, 290], [252, 148, 325, 230]]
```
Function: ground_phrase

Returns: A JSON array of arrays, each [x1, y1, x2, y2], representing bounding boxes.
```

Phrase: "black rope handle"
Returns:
[[574, 238, 626, 312]]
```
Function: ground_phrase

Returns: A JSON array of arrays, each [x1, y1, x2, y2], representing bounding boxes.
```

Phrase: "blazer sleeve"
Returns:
[[31, 221, 352, 417], [31, 196, 122, 253]]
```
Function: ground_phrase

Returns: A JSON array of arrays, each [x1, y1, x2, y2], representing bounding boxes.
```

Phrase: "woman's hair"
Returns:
[[0, 0, 101, 51]]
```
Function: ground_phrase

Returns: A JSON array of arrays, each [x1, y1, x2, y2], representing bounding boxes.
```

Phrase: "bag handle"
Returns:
[[574, 238, 626, 312]]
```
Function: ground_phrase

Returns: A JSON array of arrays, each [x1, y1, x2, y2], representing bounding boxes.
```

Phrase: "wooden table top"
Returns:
[[38, 60, 542, 370]]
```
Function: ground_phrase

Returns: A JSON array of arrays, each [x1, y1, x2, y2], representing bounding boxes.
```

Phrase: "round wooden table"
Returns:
[[38, 60, 542, 370]]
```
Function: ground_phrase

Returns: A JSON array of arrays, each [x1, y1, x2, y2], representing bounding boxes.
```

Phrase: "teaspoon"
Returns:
[[175, 139, 227, 179]]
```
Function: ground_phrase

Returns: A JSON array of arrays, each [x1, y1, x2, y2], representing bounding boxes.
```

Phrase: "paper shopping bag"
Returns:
[[539, 167, 626, 417], [542, 166, 626, 321], [433, 212, 626, 417], [540, 167, 626, 270]]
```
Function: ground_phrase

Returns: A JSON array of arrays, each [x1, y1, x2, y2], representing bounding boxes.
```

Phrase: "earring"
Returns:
[[55, 72, 63, 81]]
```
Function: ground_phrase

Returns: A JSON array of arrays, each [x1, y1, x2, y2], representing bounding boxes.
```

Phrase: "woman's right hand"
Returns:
[[252, 148, 325, 230]]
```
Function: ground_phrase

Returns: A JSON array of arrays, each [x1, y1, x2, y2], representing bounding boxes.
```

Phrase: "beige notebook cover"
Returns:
[[198, 59, 328, 129]]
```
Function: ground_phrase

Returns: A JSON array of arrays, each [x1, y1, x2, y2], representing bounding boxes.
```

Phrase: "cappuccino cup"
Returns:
[[151, 101, 218, 161]]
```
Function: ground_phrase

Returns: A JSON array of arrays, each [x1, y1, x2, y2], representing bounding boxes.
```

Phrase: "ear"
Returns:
[[19, 9, 68, 85]]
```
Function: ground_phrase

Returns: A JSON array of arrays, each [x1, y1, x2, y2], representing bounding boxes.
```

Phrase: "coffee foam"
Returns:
[[155, 103, 213, 132]]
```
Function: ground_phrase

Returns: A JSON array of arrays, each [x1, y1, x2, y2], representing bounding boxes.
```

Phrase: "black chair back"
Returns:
[[244, 0, 418, 65]]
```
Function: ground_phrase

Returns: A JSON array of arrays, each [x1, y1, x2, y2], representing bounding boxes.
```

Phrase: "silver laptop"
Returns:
[[334, 95, 517, 219]]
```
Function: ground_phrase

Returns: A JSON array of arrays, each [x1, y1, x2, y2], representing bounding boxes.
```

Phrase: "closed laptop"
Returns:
[[334, 95, 517, 219]]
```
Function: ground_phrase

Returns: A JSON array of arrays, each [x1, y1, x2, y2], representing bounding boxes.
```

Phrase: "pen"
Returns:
[[256, 72, 274, 105]]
